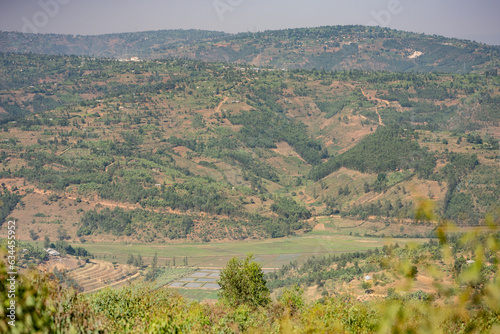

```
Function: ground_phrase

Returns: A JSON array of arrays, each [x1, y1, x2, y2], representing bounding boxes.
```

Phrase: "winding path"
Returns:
[[360, 89, 387, 126], [214, 96, 229, 113]]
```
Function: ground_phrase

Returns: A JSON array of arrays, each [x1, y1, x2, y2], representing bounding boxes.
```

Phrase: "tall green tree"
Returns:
[[126, 253, 135, 265], [134, 254, 143, 268], [218, 254, 270, 308]]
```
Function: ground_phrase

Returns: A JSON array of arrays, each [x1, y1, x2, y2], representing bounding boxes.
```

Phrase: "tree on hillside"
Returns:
[[44, 236, 51, 249], [218, 254, 270, 308], [152, 252, 158, 270], [134, 254, 143, 268]]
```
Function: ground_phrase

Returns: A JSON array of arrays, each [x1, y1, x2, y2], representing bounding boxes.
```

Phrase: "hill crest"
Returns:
[[1, 25, 499, 74]]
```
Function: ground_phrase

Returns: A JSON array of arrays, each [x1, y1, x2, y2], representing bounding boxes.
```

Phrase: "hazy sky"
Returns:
[[0, 0, 499, 45]]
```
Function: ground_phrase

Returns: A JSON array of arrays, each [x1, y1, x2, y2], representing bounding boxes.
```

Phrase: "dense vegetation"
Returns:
[[441, 153, 480, 224], [0, 49, 498, 244], [0, 190, 22, 227], [310, 125, 436, 180]]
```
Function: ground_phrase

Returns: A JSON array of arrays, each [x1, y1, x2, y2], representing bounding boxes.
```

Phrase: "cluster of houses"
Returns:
[[118, 56, 142, 62]]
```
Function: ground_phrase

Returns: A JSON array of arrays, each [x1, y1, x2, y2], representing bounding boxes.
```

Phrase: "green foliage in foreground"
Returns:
[[2, 210, 500, 333], [0, 262, 57, 334]]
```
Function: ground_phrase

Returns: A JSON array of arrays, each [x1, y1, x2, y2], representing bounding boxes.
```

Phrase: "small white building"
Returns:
[[44, 248, 60, 257]]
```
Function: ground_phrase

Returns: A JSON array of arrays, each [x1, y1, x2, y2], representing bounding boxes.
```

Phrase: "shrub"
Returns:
[[218, 254, 270, 309]]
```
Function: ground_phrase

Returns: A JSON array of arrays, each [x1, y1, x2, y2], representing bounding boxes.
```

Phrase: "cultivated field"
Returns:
[[67, 260, 139, 293], [76, 230, 428, 269]]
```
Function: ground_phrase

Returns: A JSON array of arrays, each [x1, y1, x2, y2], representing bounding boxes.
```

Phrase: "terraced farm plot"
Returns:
[[152, 267, 197, 289], [198, 278, 217, 282], [68, 260, 139, 293], [272, 254, 303, 267], [174, 288, 220, 301], [203, 284, 221, 289], [168, 270, 222, 290]]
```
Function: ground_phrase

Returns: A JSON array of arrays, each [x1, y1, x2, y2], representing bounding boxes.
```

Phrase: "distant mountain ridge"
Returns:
[[1, 25, 499, 73]]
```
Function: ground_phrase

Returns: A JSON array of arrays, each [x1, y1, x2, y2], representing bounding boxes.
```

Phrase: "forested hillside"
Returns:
[[1, 25, 499, 73], [0, 51, 499, 244], [0, 25, 500, 333]]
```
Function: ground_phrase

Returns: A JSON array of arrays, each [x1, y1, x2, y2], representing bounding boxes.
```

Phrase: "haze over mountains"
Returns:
[[1, 26, 499, 73]]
